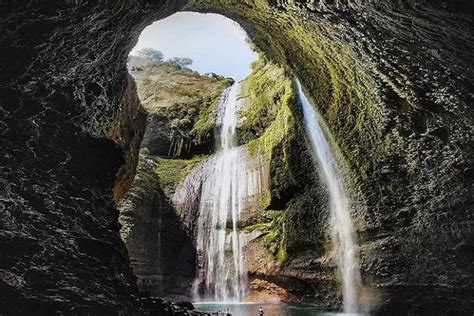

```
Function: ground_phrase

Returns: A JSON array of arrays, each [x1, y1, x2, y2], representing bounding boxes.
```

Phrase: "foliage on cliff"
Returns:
[[238, 57, 292, 144], [237, 56, 302, 265], [129, 55, 233, 157]]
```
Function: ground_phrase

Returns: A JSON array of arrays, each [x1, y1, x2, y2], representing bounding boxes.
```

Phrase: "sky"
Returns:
[[131, 12, 258, 81]]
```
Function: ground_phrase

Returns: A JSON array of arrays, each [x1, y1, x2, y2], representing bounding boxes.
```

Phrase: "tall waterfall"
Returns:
[[296, 80, 361, 313], [174, 83, 266, 302]]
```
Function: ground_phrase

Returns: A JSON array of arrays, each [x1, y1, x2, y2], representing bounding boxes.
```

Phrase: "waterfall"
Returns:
[[296, 80, 361, 313], [174, 83, 266, 302]]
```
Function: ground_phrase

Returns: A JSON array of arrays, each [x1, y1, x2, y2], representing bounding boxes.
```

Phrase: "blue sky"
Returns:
[[131, 12, 258, 80]]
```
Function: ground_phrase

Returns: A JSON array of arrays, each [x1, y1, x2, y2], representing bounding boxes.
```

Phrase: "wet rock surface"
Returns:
[[0, 1, 186, 314], [119, 156, 196, 299], [1, 0, 473, 315], [137, 297, 201, 316], [118, 57, 231, 299]]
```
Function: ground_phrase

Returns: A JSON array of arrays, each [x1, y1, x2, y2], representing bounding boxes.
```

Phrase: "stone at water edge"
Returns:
[[245, 279, 299, 303]]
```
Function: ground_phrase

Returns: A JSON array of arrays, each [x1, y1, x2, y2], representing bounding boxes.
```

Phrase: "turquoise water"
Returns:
[[194, 302, 349, 316]]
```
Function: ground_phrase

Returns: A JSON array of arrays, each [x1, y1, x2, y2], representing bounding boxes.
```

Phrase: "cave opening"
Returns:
[[121, 7, 369, 314], [118, 3, 473, 314], [1, 1, 472, 315]]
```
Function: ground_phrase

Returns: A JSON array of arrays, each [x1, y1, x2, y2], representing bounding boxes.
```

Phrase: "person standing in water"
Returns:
[[259, 306, 264, 316]]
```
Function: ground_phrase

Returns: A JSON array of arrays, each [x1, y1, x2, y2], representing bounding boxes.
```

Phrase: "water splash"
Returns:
[[173, 83, 267, 301], [296, 80, 361, 313]]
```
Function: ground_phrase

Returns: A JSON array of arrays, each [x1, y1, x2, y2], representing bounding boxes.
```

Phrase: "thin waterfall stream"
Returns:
[[296, 80, 361, 313], [174, 79, 361, 310], [173, 82, 266, 302], [195, 82, 247, 301]]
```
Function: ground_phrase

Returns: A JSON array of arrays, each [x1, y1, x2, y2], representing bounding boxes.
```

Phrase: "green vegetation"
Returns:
[[244, 211, 287, 264], [151, 155, 205, 197], [129, 53, 233, 157], [235, 55, 299, 265], [239, 56, 296, 160]]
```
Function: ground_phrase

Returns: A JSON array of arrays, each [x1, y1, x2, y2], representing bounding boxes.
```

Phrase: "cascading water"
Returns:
[[174, 83, 265, 302], [296, 80, 361, 313]]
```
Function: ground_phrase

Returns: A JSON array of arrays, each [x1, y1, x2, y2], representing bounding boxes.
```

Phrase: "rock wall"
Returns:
[[0, 1, 186, 314], [235, 57, 340, 307], [1, 0, 472, 314], [119, 156, 196, 299], [186, 1, 474, 314], [118, 58, 231, 299]]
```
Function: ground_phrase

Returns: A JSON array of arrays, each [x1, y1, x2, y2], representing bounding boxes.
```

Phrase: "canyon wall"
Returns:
[[0, 1, 186, 314], [185, 1, 474, 314], [118, 57, 232, 299], [1, 0, 472, 315], [118, 54, 336, 306]]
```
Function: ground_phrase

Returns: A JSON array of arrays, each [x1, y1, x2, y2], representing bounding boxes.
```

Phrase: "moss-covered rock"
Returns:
[[238, 57, 292, 144], [238, 55, 302, 208], [130, 56, 233, 158], [150, 154, 205, 199], [234, 55, 339, 306]]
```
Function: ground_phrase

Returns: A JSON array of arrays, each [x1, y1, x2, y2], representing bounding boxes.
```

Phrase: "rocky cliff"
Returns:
[[186, 2, 474, 314], [118, 57, 232, 299], [129, 56, 233, 158], [1, 0, 472, 315], [119, 155, 196, 299], [233, 57, 341, 308], [0, 1, 187, 314]]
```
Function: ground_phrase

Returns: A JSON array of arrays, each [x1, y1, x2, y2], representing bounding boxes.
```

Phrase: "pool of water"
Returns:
[[193, 302, 352, 316]]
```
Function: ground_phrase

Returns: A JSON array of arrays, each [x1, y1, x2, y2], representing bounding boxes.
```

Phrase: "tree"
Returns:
[[137, 48, 164, 61], [169, 57, 193, 69]]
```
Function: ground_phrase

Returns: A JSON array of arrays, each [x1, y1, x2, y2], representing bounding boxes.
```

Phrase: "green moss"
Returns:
[[244, 222, 272, 232], [243, 210, 287, 264], [264, 230, 278, 243], [151, 155, 205, 197], [238, 58, 289, 141], [239, 57, 296, 154], [277, 245, 287, 263]]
